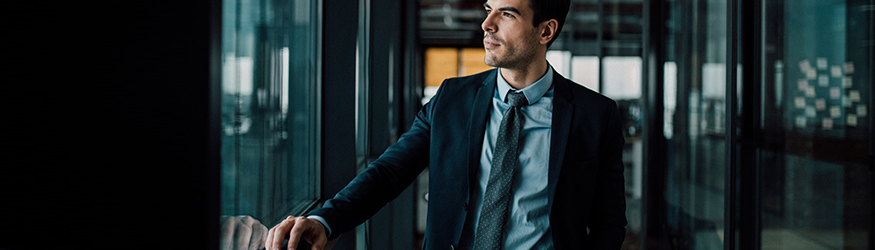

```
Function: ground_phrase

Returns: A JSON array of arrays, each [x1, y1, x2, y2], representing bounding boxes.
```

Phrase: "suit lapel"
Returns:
[[467, 69, 497, 189], [547, 73, 574, 209]]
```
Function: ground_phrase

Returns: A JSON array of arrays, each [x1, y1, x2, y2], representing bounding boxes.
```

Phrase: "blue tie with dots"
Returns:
[[473, 90, 528, 250]]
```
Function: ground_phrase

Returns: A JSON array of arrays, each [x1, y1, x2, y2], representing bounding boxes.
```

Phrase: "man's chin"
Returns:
[[484, 55, 500, 68]]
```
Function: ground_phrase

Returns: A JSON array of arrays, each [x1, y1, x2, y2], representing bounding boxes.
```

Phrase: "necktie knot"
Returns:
[[507, 91, 528, 108]]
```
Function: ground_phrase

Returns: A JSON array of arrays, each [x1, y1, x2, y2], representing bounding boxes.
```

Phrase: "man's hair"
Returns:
[[529, 0, 571, 48]]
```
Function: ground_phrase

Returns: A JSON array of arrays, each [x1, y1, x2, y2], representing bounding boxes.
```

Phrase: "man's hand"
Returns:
[[220, 215, 268, 250], [266, 216, 328, 250]]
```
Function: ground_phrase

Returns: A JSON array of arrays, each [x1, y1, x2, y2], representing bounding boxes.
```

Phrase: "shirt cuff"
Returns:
[[306, 215, 332, 236]]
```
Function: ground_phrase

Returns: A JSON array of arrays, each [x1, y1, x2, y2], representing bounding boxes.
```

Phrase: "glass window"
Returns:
[[759, 0, 872, 249], [220, 0, 321, 226], [661, 0, 728, 248]]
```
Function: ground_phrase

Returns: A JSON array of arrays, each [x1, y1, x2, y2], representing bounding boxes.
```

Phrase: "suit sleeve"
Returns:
[[586, 100, 627, 249], [304, 82, 444, 240]]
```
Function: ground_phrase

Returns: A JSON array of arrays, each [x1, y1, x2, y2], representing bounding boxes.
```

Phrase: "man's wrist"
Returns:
[[306, 215, 332, 237]]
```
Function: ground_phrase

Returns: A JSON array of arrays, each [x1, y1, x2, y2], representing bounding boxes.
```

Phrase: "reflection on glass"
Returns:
[[760, 0, 871, 249], [220, 0, 320, 226], [662, 0, 727, 249]]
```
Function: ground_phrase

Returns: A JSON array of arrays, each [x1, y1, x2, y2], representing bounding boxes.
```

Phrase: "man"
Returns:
[[267, 0, 627, 249]]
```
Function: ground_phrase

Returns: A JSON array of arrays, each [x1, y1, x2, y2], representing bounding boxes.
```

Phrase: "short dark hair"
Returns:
[[528, 0, 571, 48]]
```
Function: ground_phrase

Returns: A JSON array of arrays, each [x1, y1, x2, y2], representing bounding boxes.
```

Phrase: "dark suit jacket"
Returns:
[[308, 69, 627, 250]]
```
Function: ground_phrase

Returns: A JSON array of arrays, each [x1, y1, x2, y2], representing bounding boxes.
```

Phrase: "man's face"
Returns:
[[482, 0, 541, 69]]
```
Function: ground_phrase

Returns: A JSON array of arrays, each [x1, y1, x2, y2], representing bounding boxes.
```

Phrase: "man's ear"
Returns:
[[539, 19, 558, 45]]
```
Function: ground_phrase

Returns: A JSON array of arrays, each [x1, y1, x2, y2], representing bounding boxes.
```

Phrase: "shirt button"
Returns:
[[462, 202, 468, 211]]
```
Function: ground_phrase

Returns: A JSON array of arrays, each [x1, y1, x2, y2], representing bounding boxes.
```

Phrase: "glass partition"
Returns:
[[220, 0, 321, 225], [661, 0, 728, 248], [759, 0, 872, 249]]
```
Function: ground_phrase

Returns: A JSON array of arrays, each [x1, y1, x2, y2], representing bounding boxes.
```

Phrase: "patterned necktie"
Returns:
[[473, 91, 528, 250]]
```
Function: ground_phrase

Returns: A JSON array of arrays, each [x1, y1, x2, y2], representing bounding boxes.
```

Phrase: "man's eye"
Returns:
[[504, 12, 514, 18], [485, 9, 492, 14]]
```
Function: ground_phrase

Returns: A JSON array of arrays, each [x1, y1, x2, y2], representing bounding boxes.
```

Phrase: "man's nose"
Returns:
[[481, 13, 496, 33]]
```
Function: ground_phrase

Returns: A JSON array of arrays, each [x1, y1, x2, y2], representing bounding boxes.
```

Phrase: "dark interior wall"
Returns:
[[4, 1, 220, 249]]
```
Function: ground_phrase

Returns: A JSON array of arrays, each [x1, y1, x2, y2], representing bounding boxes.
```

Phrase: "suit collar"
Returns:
[[495, 66, 554, 105], [550, 70, 574, 103]]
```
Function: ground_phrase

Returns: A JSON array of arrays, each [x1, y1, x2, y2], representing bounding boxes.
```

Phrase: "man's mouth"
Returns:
[[484, 40, 500, 49], [484, 33, 501, 49]]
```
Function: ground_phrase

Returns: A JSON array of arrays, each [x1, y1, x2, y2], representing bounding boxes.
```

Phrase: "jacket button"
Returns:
[[463, 202, 468, 211]]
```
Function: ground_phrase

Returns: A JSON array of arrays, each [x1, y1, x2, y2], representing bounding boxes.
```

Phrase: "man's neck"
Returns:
[[499, 59, 549, 90]]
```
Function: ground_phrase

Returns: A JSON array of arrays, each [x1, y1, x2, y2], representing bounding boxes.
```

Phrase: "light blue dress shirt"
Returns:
[[459, 66, 555, 250]]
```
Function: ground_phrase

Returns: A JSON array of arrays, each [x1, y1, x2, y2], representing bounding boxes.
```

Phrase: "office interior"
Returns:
[[3, 0, 873, 249]]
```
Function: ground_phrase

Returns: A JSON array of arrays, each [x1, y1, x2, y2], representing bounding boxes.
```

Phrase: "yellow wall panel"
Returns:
[[425, 48, 459, 87], [460, 48, 493, 76]]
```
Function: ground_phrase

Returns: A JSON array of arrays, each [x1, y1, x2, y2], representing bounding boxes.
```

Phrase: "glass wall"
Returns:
[[759, 0, 872, 249], [660, 0, 728, 249], [220, 0, 321, 225], [647, 0, 873, 249]]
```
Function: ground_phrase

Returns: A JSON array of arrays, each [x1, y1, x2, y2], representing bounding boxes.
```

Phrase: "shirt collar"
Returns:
[[496, 65, 554, 105]]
